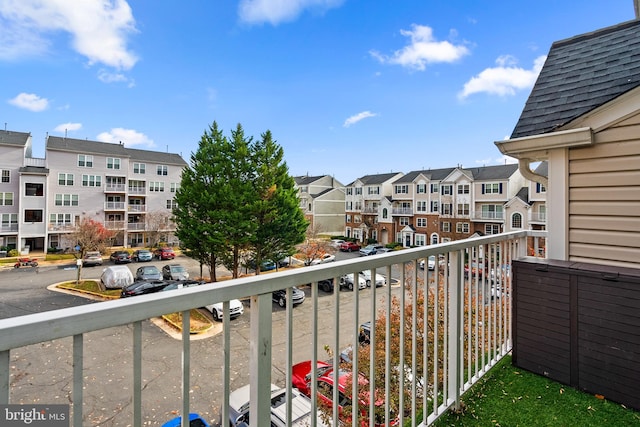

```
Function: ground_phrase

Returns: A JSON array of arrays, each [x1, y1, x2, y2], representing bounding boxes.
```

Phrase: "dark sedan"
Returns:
[[120, 280, 170, 298], [272, 286, 305, 308], [110, 250, 131, 264]]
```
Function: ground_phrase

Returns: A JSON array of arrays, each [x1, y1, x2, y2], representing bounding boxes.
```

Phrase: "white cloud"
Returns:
[[370, 24, 470, 71], [54, 122, 82, 133], [8, 93, 49, 111], [238, 0, 344, 25], [459, 55, 546, 99], [96, 128, 154, 148], [343, 111, 377, 127], [0, 0, 138, 70]]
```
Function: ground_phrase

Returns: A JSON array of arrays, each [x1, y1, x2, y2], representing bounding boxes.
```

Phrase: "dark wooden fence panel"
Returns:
[[512, 258, 640, 411]]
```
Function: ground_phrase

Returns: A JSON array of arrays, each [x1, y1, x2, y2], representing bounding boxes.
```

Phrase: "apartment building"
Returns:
[[0, 130, 187, 253], [346, 164, 535, 248], [294, 175, 345, 235], [344, 172, 404, 244]]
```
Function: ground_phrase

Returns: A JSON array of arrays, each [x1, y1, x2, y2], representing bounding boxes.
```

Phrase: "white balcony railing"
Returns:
[[0, 230, 546, 427]]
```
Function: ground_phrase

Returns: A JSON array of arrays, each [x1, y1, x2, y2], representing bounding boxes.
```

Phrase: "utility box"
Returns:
[[512, 257, 640, 411]]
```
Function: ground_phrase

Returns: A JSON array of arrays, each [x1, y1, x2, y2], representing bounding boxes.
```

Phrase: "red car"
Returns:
[[291, 360, 398, 426], [339, 241, 361, 252], [154, 247, 176, 260]]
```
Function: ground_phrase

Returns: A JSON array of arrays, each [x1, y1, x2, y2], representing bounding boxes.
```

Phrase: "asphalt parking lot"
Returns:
[[4, 250, 399, 426]]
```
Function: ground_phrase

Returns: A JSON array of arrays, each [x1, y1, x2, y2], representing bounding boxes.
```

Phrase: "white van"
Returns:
[[100, 265, 134, 289]]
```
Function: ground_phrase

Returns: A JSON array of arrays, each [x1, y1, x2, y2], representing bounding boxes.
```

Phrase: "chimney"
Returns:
[[636, 0, 640, 19]]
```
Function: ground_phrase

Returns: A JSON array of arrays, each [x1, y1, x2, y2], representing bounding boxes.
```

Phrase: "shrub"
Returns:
[[8, 249, 19, 257]]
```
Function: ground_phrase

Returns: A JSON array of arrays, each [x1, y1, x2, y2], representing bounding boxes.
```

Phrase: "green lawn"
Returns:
[[432, 355, 640, 427]]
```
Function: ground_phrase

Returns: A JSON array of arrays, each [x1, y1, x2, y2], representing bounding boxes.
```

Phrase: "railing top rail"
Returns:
[[0, 230, 541, 352]]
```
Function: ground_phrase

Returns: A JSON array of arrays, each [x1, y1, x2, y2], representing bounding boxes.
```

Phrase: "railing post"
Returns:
[[447, 251, 463, 410], [249, 293, 272, 426]]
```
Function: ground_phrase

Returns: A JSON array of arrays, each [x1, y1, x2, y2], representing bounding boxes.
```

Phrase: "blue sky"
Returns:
[[0, 0, 634, 184]]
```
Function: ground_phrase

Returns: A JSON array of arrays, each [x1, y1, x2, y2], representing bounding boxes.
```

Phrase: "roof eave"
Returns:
[[494, 127, 594, 161]]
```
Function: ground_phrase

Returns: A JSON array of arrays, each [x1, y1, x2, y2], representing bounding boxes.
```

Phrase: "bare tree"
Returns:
[[146, 210, 172, 249], [296, 222, 335, 265], [62, 218, 114, 283]]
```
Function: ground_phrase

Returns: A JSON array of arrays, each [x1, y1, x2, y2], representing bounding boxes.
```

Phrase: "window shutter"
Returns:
[[499, 183, 503, 193], [481, 184, 485, 194]]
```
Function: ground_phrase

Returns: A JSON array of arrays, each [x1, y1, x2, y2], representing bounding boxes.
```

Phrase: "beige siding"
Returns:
[[567, 121, 640, 268]]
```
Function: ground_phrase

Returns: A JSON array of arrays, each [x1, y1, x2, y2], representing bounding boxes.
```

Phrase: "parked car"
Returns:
[[132, 249, 153, 262], [154, 247, 176, 260], [82, 251, 103, 267], [339, 273, 367, 291], [359, 244, 384, 256], [162, 264, 189, 280], [205, 299, 244, 321], [135, 265, 162, 281], [331, 239, 346, 248], [100, 265, 134, 289], [227, 383, 329, 427], [291, 360, 398, 426], [359, 321, 371, 344], [339, 241, 361, 252], [317, 277, 335, 293], [359, 270, 386, 287], [308, 253, 336, 265], [161, 280, 204, 292], [109, 250, 131, 264], [419, 255, 436, 271], [120, 280, 171, 298], [162, 413, 210, 427], [247, 259, 277, 271], [272, 286, 305, 307]]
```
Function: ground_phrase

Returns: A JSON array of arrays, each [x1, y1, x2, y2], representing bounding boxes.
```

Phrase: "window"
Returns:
[[431, 233, 439, 245], [354, 202, 362, 210], [456, 222, 470, 233], [394, 185, 408, 194], [299, 186, 308, 193], [538, 205, 547, 221], [25, 183, 44, 196], [58, 173, 74, 186], [400, 217, 409, 226], [49, 213, 72, 225], [382, 208, 388, 219], [415, 234, 426, 246], [149, 182, 165, 192], [417, 184, 427, 194], [78, 154, 93, 167], [368, 186, 380, 195], [354, 187, 362, 195], [485, 224, 501, 234], [24, 209, 43, 222], [346, 188, 353, 195], [430, 183, 439, 193], [481, 204, 503, 219], [536, 182, 546, 193], [416, 201, 427, 212], [1, 213, 17, 227], [417, 218, 427, 227], [511, 213, 523, 229], [458, 184, 469, 194], [345, 201, 352, 210], [457, 203, 470, 215], [354, 215, 361, 223], [54, 194, 79, 206], [0, 193, 13, 206], [106, 157, 121, 170], [441, 203, 452, 215], [166, 200, 177, 209], [133, 163, 146, 174], [441, 185, 453, 195], [346, 214, 351, 223], [482, 183, 502, 194], [430, 201, 439, 213], [157, 165, 168, 176], [82, 175, 102, 187], [1, 170, 10, 183], [441, 222, 450, 232], [170, 183, 179, 193]]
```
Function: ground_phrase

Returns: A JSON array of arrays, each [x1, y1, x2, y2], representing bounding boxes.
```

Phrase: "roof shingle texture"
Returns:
[[511, 19, 640, 139]]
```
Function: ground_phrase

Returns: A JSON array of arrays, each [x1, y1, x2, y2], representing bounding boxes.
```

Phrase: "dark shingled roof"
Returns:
[[462, 164, 519, 180], [294, 175, 326, 185], [0, 130, 30, 147], [394, 167, 456, 184], [349, 172, 402, 186], [511, 19, 640, 139], [47, 136, 187, 166], [534, 161, 548, 177], [515, 187, 530, 204]]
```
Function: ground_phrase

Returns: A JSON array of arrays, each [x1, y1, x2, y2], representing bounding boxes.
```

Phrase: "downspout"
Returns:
[[518, 158, 548, 188]]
